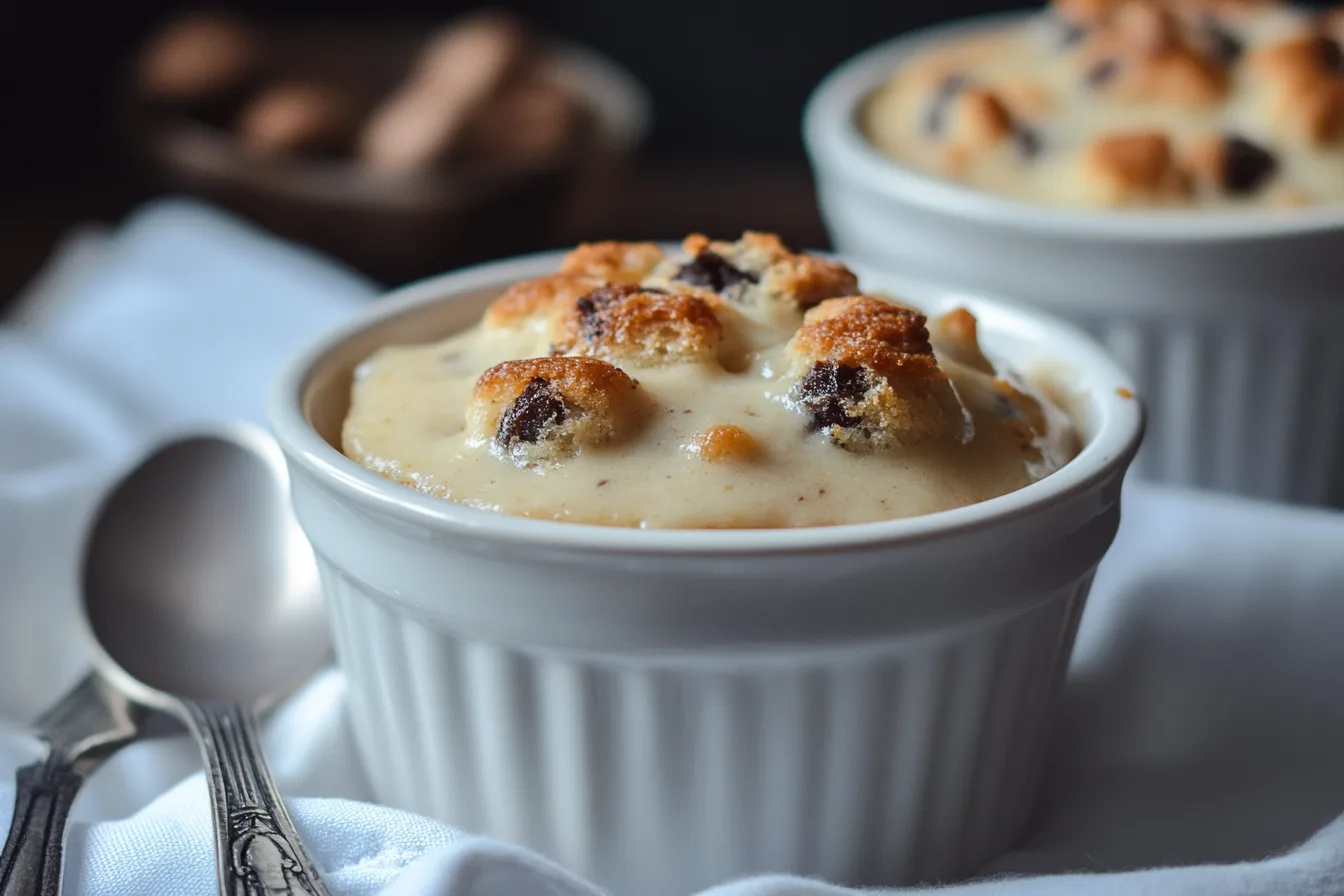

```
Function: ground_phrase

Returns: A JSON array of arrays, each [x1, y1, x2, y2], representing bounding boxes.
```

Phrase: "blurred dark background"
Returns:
[[2, 0, 1326, 302], [2, 0, 1029, 173]]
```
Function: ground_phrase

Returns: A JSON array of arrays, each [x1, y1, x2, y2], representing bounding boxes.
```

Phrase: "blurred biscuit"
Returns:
[[358, 12, 529, 172], [236, 83, 356, 156], [138, 12, 260, 102], [458, 69, 582, 167]]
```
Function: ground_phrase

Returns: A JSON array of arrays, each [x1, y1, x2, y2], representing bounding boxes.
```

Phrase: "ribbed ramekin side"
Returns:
[[1084, 315, 1344, 503], [320, 559, 1093, 896]]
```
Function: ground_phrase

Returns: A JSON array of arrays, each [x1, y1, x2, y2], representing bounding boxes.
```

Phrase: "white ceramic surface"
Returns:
[[268, 252, 1143, 896], [803, 14, 1344, 505]]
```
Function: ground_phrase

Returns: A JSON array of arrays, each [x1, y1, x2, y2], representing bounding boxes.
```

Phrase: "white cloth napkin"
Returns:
[[2, 198, 1343, 896]]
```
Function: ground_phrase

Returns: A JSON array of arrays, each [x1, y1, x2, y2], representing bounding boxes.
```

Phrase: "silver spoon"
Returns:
[[80, 424, 331, 895], [0, 673, 174, 896]]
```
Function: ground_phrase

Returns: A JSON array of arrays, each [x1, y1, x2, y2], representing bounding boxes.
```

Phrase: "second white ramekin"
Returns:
[[269, 251, 1142, 896], [804, 16, 1344, 506]]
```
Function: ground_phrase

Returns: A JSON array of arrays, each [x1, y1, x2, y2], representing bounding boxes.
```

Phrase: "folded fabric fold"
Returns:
[[2, 198, 1342, 895]]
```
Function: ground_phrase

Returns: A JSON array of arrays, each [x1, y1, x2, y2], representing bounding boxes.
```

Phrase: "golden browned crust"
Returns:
[[944, 88, 1016, 151], [1052, 0, 1121, 28], [468, 357, 642, 464], [786, 297, 964, 451], [1055, 0, 1274, 31], [761, 252, 863, 311], [686, 425, 762, 463], [484, 274, 603, 330], [558, 241, 665, 283], [1077, 4, 1229, 109], [996, 79, 1055, 118], [792, 296, 937, 380], [550, 283, 722, 367], [641, 232, 858, 312], [1249, 35, 1344, 144], [1184, 133, 1229, 188], [1080, 131, 1192, 204]]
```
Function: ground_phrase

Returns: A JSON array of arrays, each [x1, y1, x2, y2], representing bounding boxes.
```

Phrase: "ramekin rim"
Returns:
[[268, 249, 1145, 555], [802, 12, 1344, 243]]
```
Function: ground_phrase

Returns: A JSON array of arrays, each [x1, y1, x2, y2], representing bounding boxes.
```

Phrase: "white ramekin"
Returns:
[[804, 15, 1344, 506], [269, 251, 1142, 896]]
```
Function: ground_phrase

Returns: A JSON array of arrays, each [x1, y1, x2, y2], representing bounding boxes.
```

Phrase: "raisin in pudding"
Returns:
[[864, 0, 1344, 208], [342, 234, 1076, 528]]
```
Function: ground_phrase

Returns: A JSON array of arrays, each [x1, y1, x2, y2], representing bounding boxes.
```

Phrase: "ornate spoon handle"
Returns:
[[0, 753, 84, 896], [182, 701, 327, 896], [0, 673, 147, 896]]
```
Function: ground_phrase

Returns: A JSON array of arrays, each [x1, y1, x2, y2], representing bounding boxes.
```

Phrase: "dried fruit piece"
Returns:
[[674, 251, 758, 292], [795, 362, 870, 431], [497, 377, 568, 446]]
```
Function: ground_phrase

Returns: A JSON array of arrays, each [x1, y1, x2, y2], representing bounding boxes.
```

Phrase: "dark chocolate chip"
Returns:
[[674, 251, 758, 293], [795, 362, 869, 431], [1012, 123, 1043, 161], [1221, 135, 1278, 195], [575, 294, 602, 339], [800, 362, 869, 402], [923, 73, 968, 137], [1201, 16, 1244, 65], [1085, 58, 1120, 88], [497, 377, 568, 446], [573, 283, 643, 341]]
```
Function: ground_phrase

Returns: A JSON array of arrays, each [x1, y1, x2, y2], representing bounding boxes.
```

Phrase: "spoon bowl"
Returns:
[[80, 422, 331, 895], [83, 425, 327, 708]]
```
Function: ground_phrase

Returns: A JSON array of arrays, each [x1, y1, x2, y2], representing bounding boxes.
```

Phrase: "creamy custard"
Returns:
[[864, 0, 1344, 208], [343, 234, 1076, 529]]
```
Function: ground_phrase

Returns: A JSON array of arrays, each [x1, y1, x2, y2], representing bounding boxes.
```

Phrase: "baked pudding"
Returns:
[[342, 234, 1077, 527], [864, 0, 1344, 208]]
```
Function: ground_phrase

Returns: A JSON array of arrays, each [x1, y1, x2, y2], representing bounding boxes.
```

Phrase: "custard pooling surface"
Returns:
[[343, 234, 1076, 528]]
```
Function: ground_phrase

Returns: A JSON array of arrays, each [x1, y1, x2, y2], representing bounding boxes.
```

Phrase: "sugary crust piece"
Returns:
[[787, 296, 964, 451], [558, 241, 665, 283], [1080, 130, 1192, 204], [484, 274, 604, 330], [550, 283, 722, 367], [468, 357, 641, 464], [642, 232, 858, 311]]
